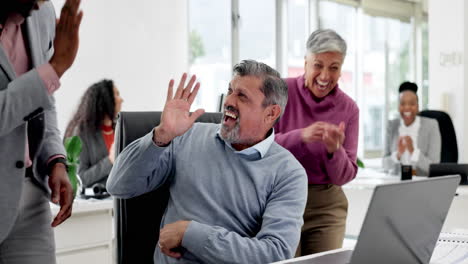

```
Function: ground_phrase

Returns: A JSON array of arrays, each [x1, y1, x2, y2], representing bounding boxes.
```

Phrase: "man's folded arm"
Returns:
[[182, 168, 308, 264], [106, 130, 175, 198]]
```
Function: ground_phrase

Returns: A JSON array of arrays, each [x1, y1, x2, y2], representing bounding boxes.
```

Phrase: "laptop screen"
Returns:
[[349, 176, 460, 264]]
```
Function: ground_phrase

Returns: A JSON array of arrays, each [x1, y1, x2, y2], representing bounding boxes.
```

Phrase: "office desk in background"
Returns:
[[50, 198, 114, 264], [343, 169, 468, 238]]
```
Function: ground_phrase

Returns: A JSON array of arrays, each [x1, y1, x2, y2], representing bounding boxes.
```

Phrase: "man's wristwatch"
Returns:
[[47, 157, 68, 174]]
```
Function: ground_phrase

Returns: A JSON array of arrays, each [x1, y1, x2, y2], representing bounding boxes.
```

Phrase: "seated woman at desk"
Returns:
[[64, 79, 123, 190], [383, 81, 441, 176]]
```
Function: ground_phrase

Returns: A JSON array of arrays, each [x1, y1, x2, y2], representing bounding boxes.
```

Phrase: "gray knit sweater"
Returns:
[[107, 123, 307, 264]]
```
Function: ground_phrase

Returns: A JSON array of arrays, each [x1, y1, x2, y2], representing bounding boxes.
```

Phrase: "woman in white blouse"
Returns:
[[383, 82, 441, 175]]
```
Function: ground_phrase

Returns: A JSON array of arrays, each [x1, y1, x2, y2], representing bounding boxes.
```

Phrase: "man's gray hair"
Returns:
[[306, 29, 347, 57], [232, 60, 288, 119]]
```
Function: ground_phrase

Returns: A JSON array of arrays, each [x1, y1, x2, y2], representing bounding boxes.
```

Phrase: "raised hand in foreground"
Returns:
[[50, 0, 83, 78], [153, 73, 205, 146]]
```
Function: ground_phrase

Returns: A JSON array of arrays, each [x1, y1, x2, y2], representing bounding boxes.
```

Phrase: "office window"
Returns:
[[319, 1, 357, 99], [188, 0, 231, 112], [287, 0, 309, 77], [239, 0, 276, 67], [361, 14, 411, 158], [362, 15, 386, 157], [387, 18, 411, 121], [421, 21, 429, 109]]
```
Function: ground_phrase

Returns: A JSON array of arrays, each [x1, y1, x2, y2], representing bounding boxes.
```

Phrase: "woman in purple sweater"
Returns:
[[274, 29, 359, 255]]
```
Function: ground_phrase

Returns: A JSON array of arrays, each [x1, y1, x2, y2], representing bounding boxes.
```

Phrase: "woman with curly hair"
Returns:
[[64, 79, 123, 189]]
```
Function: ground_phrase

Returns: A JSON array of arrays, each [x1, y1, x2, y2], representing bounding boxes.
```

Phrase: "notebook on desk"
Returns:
[[429, 163, 468, 185], [293, 175, 460, 264]]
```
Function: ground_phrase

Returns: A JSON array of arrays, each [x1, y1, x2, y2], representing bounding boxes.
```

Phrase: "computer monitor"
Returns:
[[429, 163, 468, 185]]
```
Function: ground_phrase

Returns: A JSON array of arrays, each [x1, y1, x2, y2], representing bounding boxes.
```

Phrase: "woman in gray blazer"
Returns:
[[383, 82, 441, 176], [64, 79, 123, 189]]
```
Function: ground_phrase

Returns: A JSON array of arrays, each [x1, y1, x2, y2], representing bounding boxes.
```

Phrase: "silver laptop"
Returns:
[[293, 175, 460, 264]]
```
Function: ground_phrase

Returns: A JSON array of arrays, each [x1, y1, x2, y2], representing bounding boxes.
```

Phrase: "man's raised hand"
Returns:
[[153, 73, 205, 146], [50, 0, 83, 78]]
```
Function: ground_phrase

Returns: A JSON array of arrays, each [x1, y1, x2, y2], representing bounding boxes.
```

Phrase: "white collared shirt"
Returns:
[[217, 129, 275, 160]]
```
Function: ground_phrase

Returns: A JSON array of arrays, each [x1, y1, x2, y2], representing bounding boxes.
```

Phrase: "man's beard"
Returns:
[[219, 120, 240, 144]]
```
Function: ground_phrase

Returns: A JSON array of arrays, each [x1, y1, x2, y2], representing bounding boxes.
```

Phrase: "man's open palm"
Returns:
[[157, 73, 205, 143]]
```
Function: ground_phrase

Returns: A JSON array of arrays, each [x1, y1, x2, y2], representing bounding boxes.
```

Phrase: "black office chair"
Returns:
[[114, 111, 222, 264], [419, 110, 458, 163]]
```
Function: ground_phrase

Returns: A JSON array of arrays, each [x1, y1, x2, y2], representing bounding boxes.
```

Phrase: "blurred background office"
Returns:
[[50, 0, 468, 166]]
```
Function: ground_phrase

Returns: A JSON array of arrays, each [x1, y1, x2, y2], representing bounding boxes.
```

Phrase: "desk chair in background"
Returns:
[[419, 110, 458, 163], [114, 111, 223, 264]]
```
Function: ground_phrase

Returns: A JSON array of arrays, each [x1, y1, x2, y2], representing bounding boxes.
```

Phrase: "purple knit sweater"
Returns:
[[274, 75, 359, 185]]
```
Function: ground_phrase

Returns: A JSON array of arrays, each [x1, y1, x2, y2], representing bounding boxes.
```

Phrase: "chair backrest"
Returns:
[[114, 111, 223, 264], [419, 110, 458, 163]]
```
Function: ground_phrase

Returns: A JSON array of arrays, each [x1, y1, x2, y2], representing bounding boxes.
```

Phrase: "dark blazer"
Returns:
[[0, 3, 64, 242], [383, 116, 441, 176], [76, 128, 113, 188]]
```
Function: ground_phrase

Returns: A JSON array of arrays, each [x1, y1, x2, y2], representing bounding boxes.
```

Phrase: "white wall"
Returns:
[[51, 0, 188, 134], [428, 0, 468, 162]]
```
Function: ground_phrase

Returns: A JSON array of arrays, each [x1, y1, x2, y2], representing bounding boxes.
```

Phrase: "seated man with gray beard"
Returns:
[[107, 60, 307, 264]]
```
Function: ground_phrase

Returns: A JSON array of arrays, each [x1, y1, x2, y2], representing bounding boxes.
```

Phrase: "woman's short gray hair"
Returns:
[[232, 60, 288, 120], [306, 29, 347, 57]]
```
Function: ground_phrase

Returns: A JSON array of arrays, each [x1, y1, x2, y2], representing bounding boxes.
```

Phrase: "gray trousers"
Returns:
[[0, 178, 56, 264]]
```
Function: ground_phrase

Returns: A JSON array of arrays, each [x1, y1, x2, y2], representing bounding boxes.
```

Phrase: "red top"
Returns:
[[101, 124, 114, 153]]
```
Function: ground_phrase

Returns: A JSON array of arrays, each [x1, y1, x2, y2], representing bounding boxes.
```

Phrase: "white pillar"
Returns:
[[428, 0, 467, 162]]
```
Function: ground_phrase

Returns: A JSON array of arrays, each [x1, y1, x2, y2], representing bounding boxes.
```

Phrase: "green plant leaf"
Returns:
[[68, 164, 78, 195], [65, 136, 82, 164], [357, 157, 365, 168], [64, 136, 83, 196]]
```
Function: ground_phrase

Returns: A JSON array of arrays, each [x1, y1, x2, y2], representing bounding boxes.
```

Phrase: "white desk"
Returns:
[[343, 169, 468, 238], [50, 198, 114, 264], [273, 240, 468, 264], [272, 248, 353, 264]]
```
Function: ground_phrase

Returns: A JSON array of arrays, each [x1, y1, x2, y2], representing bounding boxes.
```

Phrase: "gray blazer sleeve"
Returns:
[[36, 96, 66, 178], [0, 2, 56, 138], [78, 131, 113, 187], [415, 118, 441, 175], [79, 158, 112, 187], [34, 3, 65, 178], [0, 71, 53, 137], [0, 2, 63, 182], [382, 119, 399, 173]]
